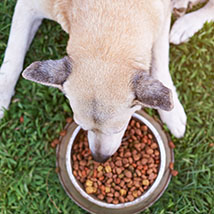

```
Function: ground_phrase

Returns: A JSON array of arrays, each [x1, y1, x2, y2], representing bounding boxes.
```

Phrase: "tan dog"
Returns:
[[0, 0, 187, 162]]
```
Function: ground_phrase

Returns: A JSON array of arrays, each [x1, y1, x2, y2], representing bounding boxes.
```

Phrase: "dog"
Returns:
[[171, 0, 214, 44], [0, 0, 188, 163]]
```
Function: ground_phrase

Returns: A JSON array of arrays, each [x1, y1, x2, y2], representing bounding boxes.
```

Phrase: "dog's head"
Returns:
[[23, 56, 173, 162]]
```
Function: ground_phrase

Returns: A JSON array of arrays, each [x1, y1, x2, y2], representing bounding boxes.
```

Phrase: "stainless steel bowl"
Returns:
[[56, 110, 174, 214]]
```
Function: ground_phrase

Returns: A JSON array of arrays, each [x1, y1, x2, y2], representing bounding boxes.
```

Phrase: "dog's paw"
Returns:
[[170, 12, 205, 44], [158, 101, 187, 138], [0, 91, 13, 119], [0, 72, 14, 119]]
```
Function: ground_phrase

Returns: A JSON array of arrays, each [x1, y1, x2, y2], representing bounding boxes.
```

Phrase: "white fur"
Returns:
[[152, 5, 187, 138], [0, 0, 46, 118], [170, 0, 214, 44]]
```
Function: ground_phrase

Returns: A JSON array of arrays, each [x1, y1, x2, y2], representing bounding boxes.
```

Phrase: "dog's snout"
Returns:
[[91, 152, 110, 163]]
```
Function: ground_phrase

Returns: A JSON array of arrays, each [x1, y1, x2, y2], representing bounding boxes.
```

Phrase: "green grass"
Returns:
[[0, 1, 214, 213]]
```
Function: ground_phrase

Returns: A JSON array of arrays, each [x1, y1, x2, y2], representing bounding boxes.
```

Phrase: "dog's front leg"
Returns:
[[0, 0, 44, 118], [151, 8, 187, 138]]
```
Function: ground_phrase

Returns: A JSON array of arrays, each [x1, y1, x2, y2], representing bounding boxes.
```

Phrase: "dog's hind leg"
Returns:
[[0, 0, 47, 118], [170, 0, 214, 44], [151, 6, 187, 138]]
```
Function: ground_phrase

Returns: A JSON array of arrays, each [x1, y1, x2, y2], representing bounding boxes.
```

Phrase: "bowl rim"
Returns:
[[65, 112, 166, 208]]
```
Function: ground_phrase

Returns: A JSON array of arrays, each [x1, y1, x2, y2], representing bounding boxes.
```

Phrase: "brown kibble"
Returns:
[[59, 130, 67, 136], [93, 187, 97, 193], [19, 116, 24, 123], [115, 178, 121, 185], [55, 167, 60, 173], [93, 170, 97, 178], [147, 169, 153, 175], [52, 139, 60, 146], [124, 170, 132, 178], [128, 157, 133, 164], [72, 154, 77, 161], [86, 186, 95, 194], [116, 168, 123, 175], [148, 134, 153, 139], [107, 178, 113, 184], [120, 189, 127, 196], [169, 141, 176, 149], [115, 160, 122, 167], [146, 148, 153, 155], [107, 193, 114, 197], [105, 186, 111, 193], [149, 173, 156, 180], [127, 195, 134, 202], [171, 170, 178, 176], [97, 165, 103, 172], [127, 181, 133, 188], [120, 180, 125, 187], [124, 177, 131, 183], [142, 125, 148, 132], [118, 174, 124, 179], [136, 169, 141, 177], [134, 143, 141, 151], [97, 171, 103, 177], [124, 151, 132, 157], [106, 172, 113, 178], [105, 165, 112, 173], [132, 135, 137, 141], [66, 117, 73, 123], [123, 158, 129, 165], [82, 170, 86, 177], [141, 158, 148, 165], [114, 191, 120, 198], [99, 176, 105, 181], [133, 154, 141, 161], [130, 120, 135, 127], [130, 186, 136, 192], [86, 179, 93, 187], [132, 190, 138, 198], [142, 179, 150, 186], [135, 129, 142, 136], [51, 142, 56, 148], [136, 122, 141, 128], [151, 143, 158, 149], [169, 162, 174, 170], [114, 185, 121, 191], [80, 160, 87, 166], [119, 196, 125, 203], [97, 194, 104, 200], [106, 197, 113, 203], [154, 150, 160, 156], [113, 199, 119, 204]]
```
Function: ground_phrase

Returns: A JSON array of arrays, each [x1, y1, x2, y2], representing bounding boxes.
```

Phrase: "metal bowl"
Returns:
[[56, 110, 174, 214]]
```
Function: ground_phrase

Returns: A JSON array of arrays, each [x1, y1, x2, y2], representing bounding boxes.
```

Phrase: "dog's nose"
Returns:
[[91, 152, 111, 163]]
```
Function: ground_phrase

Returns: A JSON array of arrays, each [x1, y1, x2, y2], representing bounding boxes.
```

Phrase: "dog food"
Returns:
[[71, 118, 161, 204]]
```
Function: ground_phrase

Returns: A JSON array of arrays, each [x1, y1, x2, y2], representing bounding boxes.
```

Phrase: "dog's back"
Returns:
[[49, 0, 167, 70]]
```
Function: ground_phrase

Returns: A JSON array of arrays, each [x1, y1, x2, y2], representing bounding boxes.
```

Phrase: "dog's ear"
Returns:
[[133, 72, 174, 111], [22, 56, 72, 89]]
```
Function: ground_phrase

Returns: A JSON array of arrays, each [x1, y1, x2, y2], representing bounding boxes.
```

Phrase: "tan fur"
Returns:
[[54, 0, 170, 125], [52, 0, 171, 160]]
